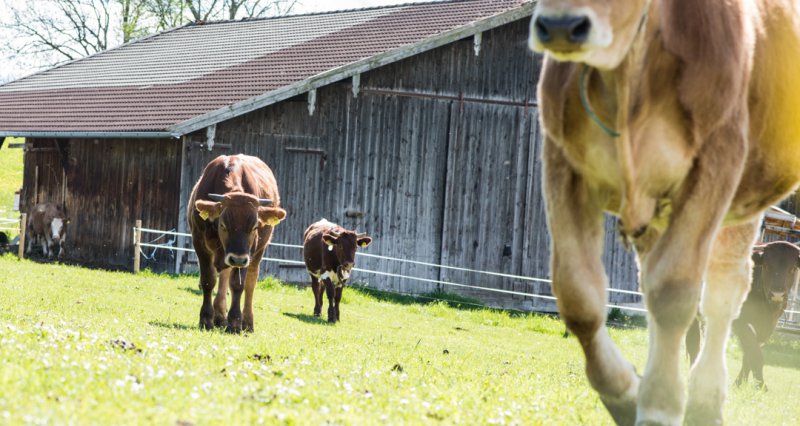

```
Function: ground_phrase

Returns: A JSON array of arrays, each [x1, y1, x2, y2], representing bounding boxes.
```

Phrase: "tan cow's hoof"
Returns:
[[600, 396, 636, 426], [684, 402, 723, 426]]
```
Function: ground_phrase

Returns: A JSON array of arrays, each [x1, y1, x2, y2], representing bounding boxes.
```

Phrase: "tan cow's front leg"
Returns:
[[636, 122, 746, 426], [685, 218, 760, 425], [543, 138, 639, 425]]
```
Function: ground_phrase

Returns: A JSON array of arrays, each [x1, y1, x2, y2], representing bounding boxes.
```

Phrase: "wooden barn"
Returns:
[[0, 0, 642, 310]]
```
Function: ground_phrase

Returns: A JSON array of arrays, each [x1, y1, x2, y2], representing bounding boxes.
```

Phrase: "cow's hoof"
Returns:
[[199, 319, 214, 331], [213, 314, 227, 328], [226, 319, 243, 334], [313, 311, 321, 317], [600, 396, 636, 426]]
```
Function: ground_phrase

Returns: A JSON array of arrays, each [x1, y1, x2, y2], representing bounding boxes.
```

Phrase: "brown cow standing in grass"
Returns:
[[26, 202, 67, 258], [529, 0, 800, 424], [303, 219, 372, 323], [687, 241, 800, 390], [188, 154, 286, 333], [732, 241, 799, 389]]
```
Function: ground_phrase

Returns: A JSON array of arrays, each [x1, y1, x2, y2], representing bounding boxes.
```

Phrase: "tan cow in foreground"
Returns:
[[188, 154, 287, 333], [529, 0, 800, 425]]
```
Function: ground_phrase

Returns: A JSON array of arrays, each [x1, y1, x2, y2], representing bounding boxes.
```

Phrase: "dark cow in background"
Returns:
[[188, 154, 286, 333], [26, 202, 67, 258], [733, 242, 799, 389], [687, 241, 800, 390], [303, 219, 372, 323]]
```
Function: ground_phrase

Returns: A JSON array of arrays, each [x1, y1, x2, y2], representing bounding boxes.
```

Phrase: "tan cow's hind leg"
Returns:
[[636, 121, 747, 426], [214, 269, 230, 327], [543, 139, 639, 426], [685, 218, 759, 425]]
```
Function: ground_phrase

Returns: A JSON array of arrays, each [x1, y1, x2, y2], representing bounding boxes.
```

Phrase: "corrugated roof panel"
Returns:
[[0, 0, 531, 134]]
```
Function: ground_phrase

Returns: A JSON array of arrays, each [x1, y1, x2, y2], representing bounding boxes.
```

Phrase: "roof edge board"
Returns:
[[169, 2, 535, 136], [0, 131, 180, 139]]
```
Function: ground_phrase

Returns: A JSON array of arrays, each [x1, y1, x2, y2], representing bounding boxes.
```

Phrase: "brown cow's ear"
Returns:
[[195, 200, 222, 221], [357, 236, 372, 248], [258, 207, 286, 226], [322, 234, 336, 248], [752, 251, 764, 266]]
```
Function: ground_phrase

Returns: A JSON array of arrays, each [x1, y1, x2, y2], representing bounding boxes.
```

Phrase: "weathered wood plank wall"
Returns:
[[177, 18, 641, 309], [22, 138, 181, 269]]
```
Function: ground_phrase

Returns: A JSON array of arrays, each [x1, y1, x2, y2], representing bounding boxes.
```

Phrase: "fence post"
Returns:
[[134, 219, 142, 274], [18, 213, 27, 259]]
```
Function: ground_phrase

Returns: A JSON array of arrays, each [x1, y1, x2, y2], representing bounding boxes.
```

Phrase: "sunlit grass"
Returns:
[[0, 256, 798, 425]]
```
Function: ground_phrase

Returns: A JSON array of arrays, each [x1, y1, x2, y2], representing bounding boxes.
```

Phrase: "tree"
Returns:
[[0, 0, 297, 77], [3, 0, 114, 63]]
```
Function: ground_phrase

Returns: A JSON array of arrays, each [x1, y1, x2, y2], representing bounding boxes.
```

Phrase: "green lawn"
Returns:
[[0, 257, 798, 425], [0, 137, 24, 208]]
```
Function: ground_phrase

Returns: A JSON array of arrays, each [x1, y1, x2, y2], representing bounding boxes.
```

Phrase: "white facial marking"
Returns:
[[51, 218, 64, 239]]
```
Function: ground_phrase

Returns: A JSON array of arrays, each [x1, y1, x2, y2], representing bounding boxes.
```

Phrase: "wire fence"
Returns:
[[0, 217, 20, 233], [132, 226, 800, 331]]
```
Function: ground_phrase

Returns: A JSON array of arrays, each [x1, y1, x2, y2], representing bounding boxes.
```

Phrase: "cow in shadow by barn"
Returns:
[[688, 241, 800, 390], [188, 154, 287, 333], [303, 219, 372, 323], [26, 202, 68, 259]]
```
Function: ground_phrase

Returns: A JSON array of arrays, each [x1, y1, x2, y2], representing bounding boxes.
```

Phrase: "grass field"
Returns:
[[1, 256, 798, 425], [0, 137, 24, 208]]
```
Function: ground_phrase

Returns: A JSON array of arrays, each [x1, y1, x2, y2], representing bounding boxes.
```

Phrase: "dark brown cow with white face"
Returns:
[[303, 219, 371, 323], [26, 202, 67, 258], [530, 0, 800, 424], [733, 241, 800, 389], [188, 154, 286, 333]]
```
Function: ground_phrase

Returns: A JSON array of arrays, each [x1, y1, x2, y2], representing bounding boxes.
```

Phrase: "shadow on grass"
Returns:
[[349, 285, 487, 311], [148, 320, 197, 331], [182, 286, 202, 296], [282, 312, 331, 325]]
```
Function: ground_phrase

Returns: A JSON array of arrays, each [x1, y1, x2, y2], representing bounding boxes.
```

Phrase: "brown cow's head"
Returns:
[[322, 228, 372, 281], [49, 205, 68, 258], [753, 242, 800, 304], [195, 192, 286, 268], [529, 0, 649, 69]]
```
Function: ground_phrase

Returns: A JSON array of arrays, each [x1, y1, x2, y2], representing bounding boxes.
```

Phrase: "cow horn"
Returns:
[[258, 198, 273, 206], [329, 229, 342, 238], [356, 232, 368, 238], [208, 193, 225, 202]]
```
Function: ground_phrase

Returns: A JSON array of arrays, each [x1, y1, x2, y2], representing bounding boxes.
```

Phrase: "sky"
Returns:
[[0, 0, 440, 83]]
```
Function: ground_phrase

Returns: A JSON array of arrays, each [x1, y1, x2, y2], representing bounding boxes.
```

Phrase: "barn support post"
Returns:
[[133, 219, 142, 274], [18, 213, 27, 259], [33, 166, 39, 205]]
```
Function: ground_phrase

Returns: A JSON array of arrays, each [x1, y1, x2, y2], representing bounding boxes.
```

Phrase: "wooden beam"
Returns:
[[134, 219, 142, 274], [18, 213, 26, 259]]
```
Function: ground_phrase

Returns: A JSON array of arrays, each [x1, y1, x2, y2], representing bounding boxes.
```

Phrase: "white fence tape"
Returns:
[[134, 227, 800, 322]]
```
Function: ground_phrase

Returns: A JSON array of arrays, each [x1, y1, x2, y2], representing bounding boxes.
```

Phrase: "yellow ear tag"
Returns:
[[198, 210, 210, 221], [267, 217, 280, 226], [360, 242, 367, 248]]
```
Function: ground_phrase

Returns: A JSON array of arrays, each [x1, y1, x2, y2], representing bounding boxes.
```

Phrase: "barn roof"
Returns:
[[0, 0, 533, 139]]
